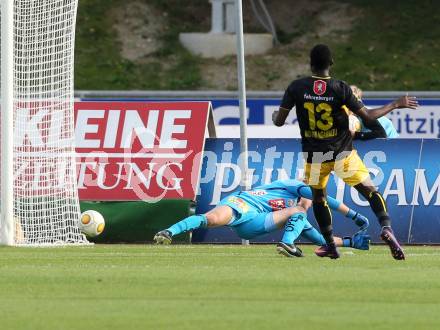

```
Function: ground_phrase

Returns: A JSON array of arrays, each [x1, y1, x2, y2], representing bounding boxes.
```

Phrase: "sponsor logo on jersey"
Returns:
[[304, 93, 334, 102], [246, 190, 267, 196], [227, 196, 249, 212], [268, 199, 286, 211], [313, 80, 327, 95]]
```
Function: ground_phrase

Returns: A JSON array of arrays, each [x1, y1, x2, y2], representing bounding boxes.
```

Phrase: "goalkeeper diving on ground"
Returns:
[[154, 179, 370, 257]]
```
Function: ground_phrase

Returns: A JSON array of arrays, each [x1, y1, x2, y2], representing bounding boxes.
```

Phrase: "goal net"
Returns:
[[0, 0, 89, 245]]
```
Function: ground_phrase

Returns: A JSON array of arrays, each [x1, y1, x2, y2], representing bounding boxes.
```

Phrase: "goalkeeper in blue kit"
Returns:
[[154, 179, 370, 257]]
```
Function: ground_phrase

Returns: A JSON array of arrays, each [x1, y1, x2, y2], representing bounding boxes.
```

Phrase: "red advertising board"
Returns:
[[74, 102, 210, 201]]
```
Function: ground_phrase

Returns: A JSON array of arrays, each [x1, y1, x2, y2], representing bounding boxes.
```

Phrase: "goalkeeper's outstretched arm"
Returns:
[[297, 185, 369, 230]]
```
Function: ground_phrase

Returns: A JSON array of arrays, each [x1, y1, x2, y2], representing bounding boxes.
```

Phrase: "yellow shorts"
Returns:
[[304, 150, 370, 189]]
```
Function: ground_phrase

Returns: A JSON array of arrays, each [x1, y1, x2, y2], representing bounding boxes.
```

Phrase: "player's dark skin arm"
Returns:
[[272, 107, 290, 126], [275, 97, 418, 128], [356, 95, 418, 126]]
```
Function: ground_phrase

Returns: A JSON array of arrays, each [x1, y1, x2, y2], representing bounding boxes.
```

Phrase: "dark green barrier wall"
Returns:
[[80, 200, 192, 243]]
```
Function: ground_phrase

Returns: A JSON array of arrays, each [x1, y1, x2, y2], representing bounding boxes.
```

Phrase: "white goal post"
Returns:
[[0, 0, 88, 246]]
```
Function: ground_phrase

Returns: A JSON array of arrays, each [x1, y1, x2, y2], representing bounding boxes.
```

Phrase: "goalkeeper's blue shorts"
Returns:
[[218, 194, 274, 238]]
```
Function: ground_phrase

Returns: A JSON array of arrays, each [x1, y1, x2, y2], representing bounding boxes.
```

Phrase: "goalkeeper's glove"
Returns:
[[343, 232, 371, 250], [346, 209, 369, 231]]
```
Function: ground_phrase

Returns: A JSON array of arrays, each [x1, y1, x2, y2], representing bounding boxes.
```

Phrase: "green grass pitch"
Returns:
[[1, 245, 439, 330]]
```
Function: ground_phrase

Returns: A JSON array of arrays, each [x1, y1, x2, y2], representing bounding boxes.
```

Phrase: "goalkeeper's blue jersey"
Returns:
[[235, 179, 306, 213], [360, 116, 399, 138], [221, 179, 341, 214]]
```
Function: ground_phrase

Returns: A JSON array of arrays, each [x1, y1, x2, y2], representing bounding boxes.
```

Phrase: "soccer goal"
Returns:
[[0, 0, 89, 246]]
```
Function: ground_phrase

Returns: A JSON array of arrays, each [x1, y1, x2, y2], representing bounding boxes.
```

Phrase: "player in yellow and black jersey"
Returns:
[[273, 44, 418, 260], [279, 74, 361, 162]]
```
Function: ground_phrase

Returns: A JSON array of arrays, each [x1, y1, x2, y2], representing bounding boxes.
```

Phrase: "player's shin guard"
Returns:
[[312, 201, 334, 244], [166, 214, 207, 236], [366, 191, 391, 228], [281, 213, 307, 245]]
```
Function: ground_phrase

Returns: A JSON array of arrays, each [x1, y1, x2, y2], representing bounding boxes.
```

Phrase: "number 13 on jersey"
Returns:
[[304, 102, 333, 131]]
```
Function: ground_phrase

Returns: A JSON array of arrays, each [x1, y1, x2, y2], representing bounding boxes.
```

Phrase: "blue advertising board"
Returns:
[[80, 97, 440, 138], [209, 99, 440, 138], [194, 138, 440, 244]]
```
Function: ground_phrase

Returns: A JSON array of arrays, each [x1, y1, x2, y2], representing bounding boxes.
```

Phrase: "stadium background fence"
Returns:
[[74, 91, 440, 244]]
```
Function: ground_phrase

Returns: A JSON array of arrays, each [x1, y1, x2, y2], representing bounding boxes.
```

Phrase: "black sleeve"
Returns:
[[354, 119, 386, 140], [341, 82, 365, 114], [280, 83, 296, 110]]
